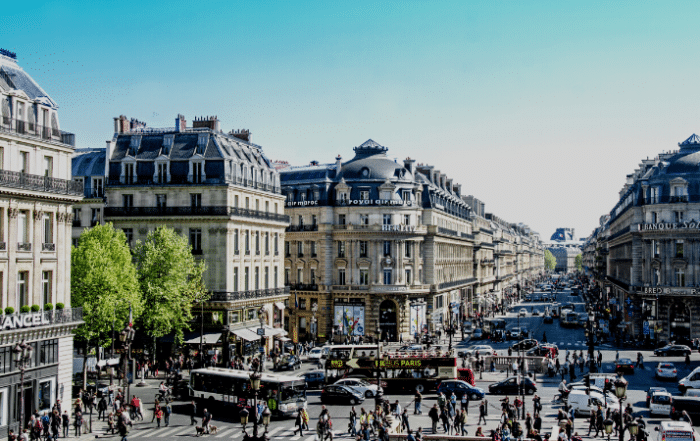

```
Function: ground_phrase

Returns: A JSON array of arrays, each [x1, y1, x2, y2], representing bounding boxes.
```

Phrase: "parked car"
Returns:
[[276, 354, 302, 371], [398, 344, 425, 352], [655, 362, 678, 380], [646, 387, 668, 407], [525, 344, 559, 357], [462, 345, 496, 357], [488, 377, 537, 395], [615, 358, 635, 374], [320, 384, 364, 405], [510, 339, 539, 352], [654, 344, 692, 357], [471, 329, 484, 340], [302, 370, 326, 389], [334, 378, 381, 398], [436, 380, 485, 400], [519, 308, 528, 317]]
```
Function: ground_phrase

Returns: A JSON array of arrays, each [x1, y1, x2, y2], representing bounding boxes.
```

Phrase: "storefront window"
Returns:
[[38, 380, 51, 411]]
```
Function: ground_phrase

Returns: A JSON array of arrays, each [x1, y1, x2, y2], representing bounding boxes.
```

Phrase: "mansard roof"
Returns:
[[0, 55, 57, 108], [72, 149, 106, 177]]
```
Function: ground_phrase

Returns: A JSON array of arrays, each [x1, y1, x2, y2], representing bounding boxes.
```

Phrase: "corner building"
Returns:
[[0, 50, 83, 434], [281, 140, 476, 343]]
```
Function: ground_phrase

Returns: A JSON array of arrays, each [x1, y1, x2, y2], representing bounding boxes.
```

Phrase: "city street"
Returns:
[[73, 287, 698, 440]]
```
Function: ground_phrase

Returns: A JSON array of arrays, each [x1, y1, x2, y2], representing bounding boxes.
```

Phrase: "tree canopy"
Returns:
[[544, 249, 557, 271], [71, 223, 141, 348], [575, 254, 583, 271], [135, 226, 208, 345]]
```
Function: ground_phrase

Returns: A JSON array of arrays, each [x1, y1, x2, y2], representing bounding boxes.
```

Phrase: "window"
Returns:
[[360, 269, 369, 285], [285, 241, 291, 257], [234, 195, 239, 208], [123, 194, 133, 208], [255, 267, 259, 289], [157, 163, 167, 184], [359, 241, 368, 258], [234, 229, 239, 254], [360, 190, 370, 201], [651, 211, 657, 223], [310, 268, 316, 285], [383, 214, 392, 225], [359, 214, 369, 225], [312, 215, 317, 226], [650, 187, 659, 204], [311, 241, 317, 257], [245, 197, 250, 209], [42, 271, 52, 306], [405, 241, 412, 258], [156, 194, 167, 209], [245, 230, 250, 254], [404, 214, 411, 225], [299, 298, 307, 310], [247, 308, 257, 321], [298, 215, 304, 226], [124, 163, 135, 184], [675, 211, 684, 223], [43, 156, 53, 177], [285, 268, 290, 285], [676, 240, 684, 258], [255, 232, 260, 254], [265, 233, 270, 255], [191, 194, 202, 208], [123, 228, 133, 247], [338, 214, 346, 225], [266, 201, 270, 212], [42, 214, 52, 245], [189, 229, 202, 253], [297, 242, 304, 257], [264, 267, 269, 289], [338, 268, 346, 285], [18, 211, 28, 244], [20, 152, 28, 174], [92, 177, 103, 197], [274, 267, 278, 288], [383, 269, 392, 285], [244, 267, 249, 290], [91, 208, 100, 227], [0, 147, 3, 170], [676, 268, 686, 287], [297, 268, 303, 284], [193, 162, 203, 183], [39, 340, 58, 366], [17, 272, 28, 308], [338, 241, 346, 258], [383, 240, 392, 256], [652, 240, 659, 258], [402, 190, 411, 201], [274, 233, 279, 255], [405, 269, 412, 285], [233, 268, 239, 291]]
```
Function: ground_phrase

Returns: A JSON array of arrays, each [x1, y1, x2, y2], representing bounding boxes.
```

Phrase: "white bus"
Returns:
[[189, 367, 307, 418]]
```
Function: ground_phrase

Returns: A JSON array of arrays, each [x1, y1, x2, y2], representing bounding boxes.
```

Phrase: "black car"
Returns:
[[275, 355, 302, 371], [543, 314, 553, 324], [510, 339, 539, 352], [489, 377, 537, 395], [320, 385, 364, 405], [615, 358, 635, 374], [506, 327, 525, 340], [654, 344, 692, 357], [436, 380, 486, 400], [302, 370, 326, 389]]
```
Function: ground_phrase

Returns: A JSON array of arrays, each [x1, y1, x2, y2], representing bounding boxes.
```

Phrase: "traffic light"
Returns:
[[585, 376, 590, 388]]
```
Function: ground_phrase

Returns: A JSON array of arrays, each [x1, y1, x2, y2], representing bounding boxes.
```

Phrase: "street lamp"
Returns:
[[604, 418, 614, 441], [13, 340, 33, 430], [373, 326, 384, 409], [614, 375, 628, 441], [588, 310, 597, 373], [258, 306, 266, 373], [241, 369, 270, 441], [311, 302, 318, 346], [119, 306, 136, 403]]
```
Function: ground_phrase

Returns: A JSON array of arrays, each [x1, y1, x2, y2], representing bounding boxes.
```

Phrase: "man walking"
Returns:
[[429, 404, 439, 434], [190, 400, 197, 426], [478, 401, 487, 425], [414, 390, 422, 415]]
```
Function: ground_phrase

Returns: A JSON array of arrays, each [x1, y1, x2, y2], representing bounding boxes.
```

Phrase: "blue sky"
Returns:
[[5, 0, 700, 239]]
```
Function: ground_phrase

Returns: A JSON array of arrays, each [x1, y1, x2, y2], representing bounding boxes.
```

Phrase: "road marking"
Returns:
[[156, 426, 182, 437], [267, 426, 286, 437], [129, 428, 155, 438], [214, 427, 234, 437]]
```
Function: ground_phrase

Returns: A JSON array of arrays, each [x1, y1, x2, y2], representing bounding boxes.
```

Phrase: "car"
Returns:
[[654, 344, 692, 357], [275, 354, 302, 371], [320, 384, 365, 405], [398, 344, 425, 352], [646, 387, 668, 407], [655, 362, 678, 380], [471, 329, 484, 340], [649, 391, 672, 417], [615, 358, 634, 374], [568, 389, 618, 416], [308, 347, 326, 361], [302, 370, 326, 389], [543, 314, 553, 324], [462, 322, 473, 334], [437, 380, 486, 400], [525, 344, 558, 357], [488, 377, 537, 395], [462, 345, 496, 357], [519, 308, 527, 317], [421, 334, 439, 345], [334, 378, 382, 398], [506, 327, 524, 340], [531, 309, 541, 316], [510, 339, 539, 352]]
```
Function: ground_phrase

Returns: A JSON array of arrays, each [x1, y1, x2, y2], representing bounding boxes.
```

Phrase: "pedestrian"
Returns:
[[686, 353, 692, 369], [478, 401, 487, 425], [164, 401, 172, 427], [300, 407, 309, 431], [190, 400, 197, 426], [429, 404, 439, 434], [534, 413, 542, 433], [460, 409, 468, 435], [73, 410, 82, 437], [293, 410, 304, 436], [440, 407, 451, 434], [615, 351, 619, 363], [61, 411, 69, 438], [461, 392, 469, 414], [597, 351, 602, 368], [542, 332, 547, 343], [98, 396, 107, 421], [533, 394, 542, 414], [155, 406, 163, 428], [151, 398, 160, 423], [202, 408, 212, 434], [587, 409, 597, 436], [526, 412, 533, 434], [118, 411, 129, 441], [349, 406, 357, 437], [401, 408, 410, 433], [414, 390, 422, 414]]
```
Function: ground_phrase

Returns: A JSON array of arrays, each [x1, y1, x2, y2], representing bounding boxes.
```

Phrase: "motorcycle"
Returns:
[[552, 389, 570, 405]]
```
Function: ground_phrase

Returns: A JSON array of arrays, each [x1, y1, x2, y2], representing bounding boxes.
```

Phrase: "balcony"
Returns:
[[42, 243, 55, 252], [0, 117, 75, 146], [109, 175, 281, 194], [0, 242, 4, 251], [104, 206, 290, 223], [0, 170, 83, 197], [72, 219, 81, 227], [438, 277, 477, 290], [17, 242, 31, 252], [288, 283, 319, 291], [286, 224, 319, 232], [208, 287, 290, 302]]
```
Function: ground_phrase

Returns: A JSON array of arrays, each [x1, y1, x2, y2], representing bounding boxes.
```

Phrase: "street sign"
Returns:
[[643, 321, 650, 335], [257, 328, 265, 336], [258, 347, 265, 353]]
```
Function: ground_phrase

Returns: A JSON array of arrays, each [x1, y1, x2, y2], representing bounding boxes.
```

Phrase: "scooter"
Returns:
[[552, 389, 570, 404]]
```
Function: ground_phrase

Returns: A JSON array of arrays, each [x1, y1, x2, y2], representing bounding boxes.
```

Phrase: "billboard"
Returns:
[[410, 303, 427, 336], [334, 305, 365, 336]]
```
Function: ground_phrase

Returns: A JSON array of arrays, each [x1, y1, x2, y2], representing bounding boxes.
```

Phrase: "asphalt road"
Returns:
[[79, 287, 700, 440]]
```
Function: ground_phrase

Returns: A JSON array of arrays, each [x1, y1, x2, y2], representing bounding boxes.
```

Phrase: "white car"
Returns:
[[656, 362, 678, 380], [519, 308, 527, 317], [462, 345, 496, 356], [531, 309, 541, 316], [308, 347, 326, 360], [649, 391, 672, 416], [334, 378, 381, 398]]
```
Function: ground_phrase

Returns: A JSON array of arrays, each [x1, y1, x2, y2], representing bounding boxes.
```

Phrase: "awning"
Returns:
[[184, 332, 222, 345], [276, 336, 291, 342], [231, 326, 287, 341], [274, 302, 286, 310]]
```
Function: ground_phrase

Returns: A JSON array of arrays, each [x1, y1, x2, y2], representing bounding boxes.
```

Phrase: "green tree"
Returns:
[[575, 254, 583, 271], [71, 223, 141, 387], [544, 249, 557, 271], [135, 226, 208, 353]]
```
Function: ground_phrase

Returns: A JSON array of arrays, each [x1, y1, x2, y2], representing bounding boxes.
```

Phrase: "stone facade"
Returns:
[[0, 49, 83, 435]]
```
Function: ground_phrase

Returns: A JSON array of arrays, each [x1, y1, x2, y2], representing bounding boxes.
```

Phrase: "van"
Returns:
[[568, 390, 617, 417], [684, 389, 700, 397], [649, 391, 672, 416], [678, 367, 700, 393], [670, 396, 700, 422], [655, 421, 696, 441]]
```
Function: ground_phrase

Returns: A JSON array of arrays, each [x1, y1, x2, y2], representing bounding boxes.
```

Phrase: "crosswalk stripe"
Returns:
[[156, 426, 182, 437], [130, 428, 156, 438], [267, 426, 286, 437], [214, 427, 234, 437]]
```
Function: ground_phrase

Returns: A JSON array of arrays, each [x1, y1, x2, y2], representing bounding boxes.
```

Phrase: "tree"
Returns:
[[71, 223, 141, 388], [544, 249, 556, 271], [135, 226, 208, 353], [575, 254, 583, 271]]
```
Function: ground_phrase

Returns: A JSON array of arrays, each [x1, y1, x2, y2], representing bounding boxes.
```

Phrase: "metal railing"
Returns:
[[0, 117, 75, 146], [208, 287, 290, 302], [41, 243, 55, 252], [108, 176, 281, 194], [288, 283, 319, 291], [286, 224, 318, 232], [17, 243, 31, 252], [438, 277, 477, 290], [104, 206, 290, 223], [0, 170, 83, 196]]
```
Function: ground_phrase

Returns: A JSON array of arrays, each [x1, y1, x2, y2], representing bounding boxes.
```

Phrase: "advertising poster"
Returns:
[[334, 305, 365, 336], [410, 303, 427, 336]]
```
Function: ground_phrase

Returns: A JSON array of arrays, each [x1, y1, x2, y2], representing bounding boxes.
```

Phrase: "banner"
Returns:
[[410, 303, 427, 336], [334, 305, 365, 336]]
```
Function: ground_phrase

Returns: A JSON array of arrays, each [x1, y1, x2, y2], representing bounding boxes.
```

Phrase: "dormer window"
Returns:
[[196, 133, 208, 155], [191, 161, 204, 184], [155, 161, 169, 184], [162, 135, 174, 154], [122, 162, 135, 184], [359, 189, 370, 201], [129, 136, 141, 156]]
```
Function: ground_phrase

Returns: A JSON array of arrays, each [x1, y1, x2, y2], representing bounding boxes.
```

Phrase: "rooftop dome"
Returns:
[[338, 139, 412, 181], [663, 134, 700, 174]]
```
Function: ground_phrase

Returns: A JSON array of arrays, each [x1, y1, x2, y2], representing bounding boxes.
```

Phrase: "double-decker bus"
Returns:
[[324, 345, 457, 393], [189, 367, 307, 418]]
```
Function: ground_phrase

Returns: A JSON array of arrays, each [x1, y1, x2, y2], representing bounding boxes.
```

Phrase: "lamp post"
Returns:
[[604, 418, 614, 441], [119, 304, 136, 403], [258, 306, 266, 372], [588, 310, 597, 373], [614, 375, 628, 441], [374, 325, 384, 410], [240, 369, 272, 441], [311, 302, 318, 346], [199, 299, 204, 368], [13, 340, 33, 431]]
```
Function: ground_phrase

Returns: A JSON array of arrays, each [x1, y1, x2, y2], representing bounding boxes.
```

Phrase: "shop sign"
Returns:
[[637, 287, 700, 295], [285, 201, 319, 207], [1, 312, 50, 330], [337, 199, 408, 206], [638, 222, 700, 231], [381, 224, 416, 232]]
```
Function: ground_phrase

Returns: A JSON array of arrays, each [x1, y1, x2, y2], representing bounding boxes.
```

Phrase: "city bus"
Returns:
[[189, 367, 307, 418], [324, 345, 457, 393], [483, 318, 507, 337], [561, 311, 579, 327]]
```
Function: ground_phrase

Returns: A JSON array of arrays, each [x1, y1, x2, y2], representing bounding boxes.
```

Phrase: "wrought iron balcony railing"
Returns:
[[208, 287, 290, 302], [17, 242, 31, 252], [41, 243, 55, 252], [0, 117, 75, 146], [0, 170, 83, 196], [104, 206, 290, 223]]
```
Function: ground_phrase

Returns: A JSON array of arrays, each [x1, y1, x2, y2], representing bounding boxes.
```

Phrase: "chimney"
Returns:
[[192, 116, 220, 131], [115, 115, 129, 134], [129, 118, 146, 131], [230, 129, 251, 142], [403, 157, 415, 175], [335, 155, 342, 173], [105, 140, 114, 179], [175, 114, 186, 132]]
